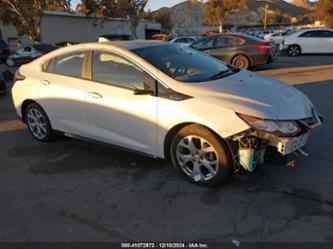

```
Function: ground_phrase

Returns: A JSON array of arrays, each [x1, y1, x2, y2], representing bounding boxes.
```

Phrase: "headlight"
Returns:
[[238, 114, 301, 136]]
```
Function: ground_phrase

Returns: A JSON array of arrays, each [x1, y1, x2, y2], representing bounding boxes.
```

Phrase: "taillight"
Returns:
[[254, 44, 272, 52], [13, 70, 25, 84]]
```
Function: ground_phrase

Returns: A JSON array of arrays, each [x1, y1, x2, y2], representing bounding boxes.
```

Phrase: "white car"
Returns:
[[284, 29, 333, 56], [170, 36, 201, 47], [264, 30, 295, 51], [12, 41, 322, 186]]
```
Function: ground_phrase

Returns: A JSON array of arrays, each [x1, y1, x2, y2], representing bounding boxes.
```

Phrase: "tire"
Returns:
[[170, 124, 233, 186], [231, 55, 250, 70], [287, 45, 301, 57], [6, 57, 15, 67], [25, 103, 53, 142]]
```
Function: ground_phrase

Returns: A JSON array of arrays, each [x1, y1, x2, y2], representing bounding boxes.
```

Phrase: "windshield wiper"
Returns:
[[209, 69, 232, 80]]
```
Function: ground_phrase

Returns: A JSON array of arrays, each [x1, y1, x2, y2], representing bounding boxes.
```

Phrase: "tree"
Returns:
[[0, 0, 72, 42], [316, 0, 333, 28], [205, 0, 245, 32], [153, 10, 172, 33], [80, 0, 148, 38]]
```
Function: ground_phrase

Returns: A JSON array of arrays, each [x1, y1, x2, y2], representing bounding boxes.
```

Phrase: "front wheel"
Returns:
[[170, 124, 233, 186], [25, 103, 53, 142], [287, 45, 301, 56]]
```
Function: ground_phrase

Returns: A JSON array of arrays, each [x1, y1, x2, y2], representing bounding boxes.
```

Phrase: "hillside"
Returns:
[[155, 0, 311, 16], [153, 0, 314, 35], [246, 0, 310, 16], [291, 0, 316, 10]]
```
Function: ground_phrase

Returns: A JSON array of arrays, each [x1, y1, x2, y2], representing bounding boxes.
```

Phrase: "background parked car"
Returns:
[[264, 30, 296, 51], [284, 29, 333, 56], [0, 39, 10, 63], [55, 41, 78, 48], [98, 34, 135, 42], [6, 44, 55, 67], [169, 36, 202, 47], [191, 33, 278, 69], [151, 34, 171, 41]]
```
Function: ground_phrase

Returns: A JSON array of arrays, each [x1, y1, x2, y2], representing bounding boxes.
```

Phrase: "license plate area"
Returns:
[[270, 132, 310, 155]]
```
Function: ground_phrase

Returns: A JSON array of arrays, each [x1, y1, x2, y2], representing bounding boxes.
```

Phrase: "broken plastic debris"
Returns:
[[286, 160, 296, 167], [232, 240, 240, 247]]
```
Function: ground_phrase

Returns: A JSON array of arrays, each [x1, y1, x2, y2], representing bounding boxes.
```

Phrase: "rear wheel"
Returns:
[[170, 124, 233, 186], [25, 103, 53, 142], [231, 55, 250, 70], [287, 45, 301, 56]]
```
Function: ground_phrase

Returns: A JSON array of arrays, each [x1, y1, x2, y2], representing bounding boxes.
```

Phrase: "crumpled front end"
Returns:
[[229, 109, 323, 172]]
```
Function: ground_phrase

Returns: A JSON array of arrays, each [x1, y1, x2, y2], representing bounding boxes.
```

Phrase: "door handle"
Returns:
[[40, 80, 50, 86], [88, 92, 103, 99]]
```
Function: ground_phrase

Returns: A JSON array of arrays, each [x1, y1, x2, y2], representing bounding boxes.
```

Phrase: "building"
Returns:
[[0, 11, 161, 50]]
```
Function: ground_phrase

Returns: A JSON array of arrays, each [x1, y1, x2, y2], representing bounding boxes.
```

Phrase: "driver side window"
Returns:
[[92, 51, 145, 89]]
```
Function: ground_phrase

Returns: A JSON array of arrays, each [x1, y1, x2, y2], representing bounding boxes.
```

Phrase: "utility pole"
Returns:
[[257, 1, 269, 30], [264, 4, 269, 30]]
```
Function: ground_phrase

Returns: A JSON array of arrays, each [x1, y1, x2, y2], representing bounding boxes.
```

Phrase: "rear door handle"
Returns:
[[88, 92, 103, 99], [40, 80, 50, 86]]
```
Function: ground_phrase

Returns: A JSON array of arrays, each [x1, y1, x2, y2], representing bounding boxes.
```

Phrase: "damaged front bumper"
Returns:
[[231, 113, 323, 172]]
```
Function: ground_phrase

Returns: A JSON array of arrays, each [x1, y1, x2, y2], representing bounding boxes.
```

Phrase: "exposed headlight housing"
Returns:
[[238, 114, 301, 136]]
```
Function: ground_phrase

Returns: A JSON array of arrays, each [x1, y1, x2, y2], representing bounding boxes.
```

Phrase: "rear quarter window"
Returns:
[[43, 51, 85, 78]]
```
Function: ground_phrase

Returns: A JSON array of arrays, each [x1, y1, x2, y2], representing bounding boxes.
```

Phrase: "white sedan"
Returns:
[[284, 29, 333, 56], [12, 41, 322, 186], [264, 30, 296, 51]]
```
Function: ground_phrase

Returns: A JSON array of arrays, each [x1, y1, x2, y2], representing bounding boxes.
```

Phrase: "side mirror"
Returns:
[[133, 88, 154, 95]]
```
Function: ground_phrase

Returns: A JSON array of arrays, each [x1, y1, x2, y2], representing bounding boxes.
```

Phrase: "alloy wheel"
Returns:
[[26, 108, 48, 140], [288, 46, 300, 56], [176, 135, 219, 182]]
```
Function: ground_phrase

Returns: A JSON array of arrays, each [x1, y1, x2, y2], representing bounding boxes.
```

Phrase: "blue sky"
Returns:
[[71, 0, 317, 11]]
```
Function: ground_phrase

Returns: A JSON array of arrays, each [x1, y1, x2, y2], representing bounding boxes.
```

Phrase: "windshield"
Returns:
[[133, 44, 235, 82], [33, 44, 55, 52]]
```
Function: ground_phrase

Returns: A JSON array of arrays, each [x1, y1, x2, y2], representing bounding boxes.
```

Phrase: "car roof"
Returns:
[[99, 40, 165, 50]]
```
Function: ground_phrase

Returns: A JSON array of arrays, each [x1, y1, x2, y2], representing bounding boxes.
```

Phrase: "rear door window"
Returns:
[[300, 31, 321, 38], [320, 30, 333, 38], [214, 37, 244, 47]]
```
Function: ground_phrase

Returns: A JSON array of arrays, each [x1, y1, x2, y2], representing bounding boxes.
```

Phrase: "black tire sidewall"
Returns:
[[25, 103, 53, 142], [170, 124, 233, 186]]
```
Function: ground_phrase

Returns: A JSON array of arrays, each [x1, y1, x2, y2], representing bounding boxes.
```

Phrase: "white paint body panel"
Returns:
[[12, 42, 317, 158]]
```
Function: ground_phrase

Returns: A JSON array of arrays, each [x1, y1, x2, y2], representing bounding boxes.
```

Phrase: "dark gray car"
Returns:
[[191, 33, 279, 69]]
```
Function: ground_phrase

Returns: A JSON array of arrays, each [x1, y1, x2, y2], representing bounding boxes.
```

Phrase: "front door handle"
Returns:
[[88, 92, 103, 99], [40, 80, 50, 86]]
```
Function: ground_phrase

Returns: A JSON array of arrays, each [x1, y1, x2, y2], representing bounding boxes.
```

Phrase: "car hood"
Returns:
[[185, 70, 314, 120]]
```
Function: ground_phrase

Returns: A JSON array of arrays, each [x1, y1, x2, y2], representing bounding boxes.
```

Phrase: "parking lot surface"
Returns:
[[0, 55, 333, 243]]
